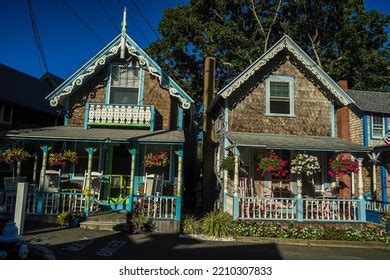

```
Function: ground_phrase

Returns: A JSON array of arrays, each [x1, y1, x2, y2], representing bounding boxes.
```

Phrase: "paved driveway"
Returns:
[[22, 225, 390, 260]]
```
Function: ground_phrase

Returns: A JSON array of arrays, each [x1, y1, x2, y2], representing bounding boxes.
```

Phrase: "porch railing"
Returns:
[[365, 200, 390, 213], [134, 195, 177, 220], [239, 197, 296, 220], [230, 194, 365, 222], [87, 103, 155, 129], [303, 198, 359, 222], [0, 190, 97, 216]]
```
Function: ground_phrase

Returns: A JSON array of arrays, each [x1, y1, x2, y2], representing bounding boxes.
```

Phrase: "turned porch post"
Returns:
[[368, 152, 381, 198], [175, 149, 184, 221], [223, 169, 228, 212], [85, 147, 96, 190], [357, 158, 364, 199], [39, 145, 51, 191], [32, 155, 38, 185], [127, 147, 137, 212], [233, 155, 239, 196]]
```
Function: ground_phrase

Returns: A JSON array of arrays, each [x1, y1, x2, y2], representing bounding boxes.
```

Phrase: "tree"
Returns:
[[147, 0, 389, 119]]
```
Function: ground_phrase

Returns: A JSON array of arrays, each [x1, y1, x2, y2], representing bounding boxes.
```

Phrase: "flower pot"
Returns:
[[68, 217, 80, 228]]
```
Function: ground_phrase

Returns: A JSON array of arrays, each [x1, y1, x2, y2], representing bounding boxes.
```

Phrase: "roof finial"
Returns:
[[120, 7, 127, 59]]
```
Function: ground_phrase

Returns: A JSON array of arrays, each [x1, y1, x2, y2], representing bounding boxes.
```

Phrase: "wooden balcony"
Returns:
[[86, 103, 155, 130]]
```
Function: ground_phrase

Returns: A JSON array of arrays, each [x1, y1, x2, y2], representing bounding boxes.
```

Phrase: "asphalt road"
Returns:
[[22, 225, 390, 260]]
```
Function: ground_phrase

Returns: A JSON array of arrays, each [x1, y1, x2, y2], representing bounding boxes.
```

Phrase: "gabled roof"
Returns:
[[208, 35, 355, 112], [46, 34, 194, 109], [345, 89, 390, 114], [0, 63, 62, 115]]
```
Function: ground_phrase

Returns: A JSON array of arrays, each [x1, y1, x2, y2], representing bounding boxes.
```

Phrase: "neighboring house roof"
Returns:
[[345, 89, 390, 114], [226, 132, 368, 152], [5, 126, 185, 143], [0, 64, 62, 115], [46, 34, 194, 109], [207, 35, 355, 112]]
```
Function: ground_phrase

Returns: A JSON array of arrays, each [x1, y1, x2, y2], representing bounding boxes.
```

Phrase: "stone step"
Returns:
[[80, 221, 129, 231]]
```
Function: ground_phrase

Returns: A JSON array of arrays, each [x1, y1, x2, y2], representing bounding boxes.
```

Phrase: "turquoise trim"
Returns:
[[150, 105, 155, 132], [64, 98, 69, 126], [175, 195, 182, 221], [363, 112, 368, 147], [177, 106, 184, 130], [330, 104, 335, 137], [358, 199, 366, 222], [233, 196, 239, 220], [139, 69, 145, 105], [86, 147, 96, 156], [296, 197, 303, 222], [381, 158, 387, 203], [84, 102, 89, 129]]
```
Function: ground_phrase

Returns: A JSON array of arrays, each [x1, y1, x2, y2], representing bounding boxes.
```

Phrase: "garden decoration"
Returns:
[[256, 152, 288, 178], [1, 148, 31, 178], [328, 153, 359, 177]]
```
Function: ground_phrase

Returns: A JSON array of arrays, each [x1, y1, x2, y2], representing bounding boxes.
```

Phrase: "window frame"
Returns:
[[107, 62, 141, 105], [371, 113, 385, 139], [265, 75, 295, 117], [0, 103, 13, 125]]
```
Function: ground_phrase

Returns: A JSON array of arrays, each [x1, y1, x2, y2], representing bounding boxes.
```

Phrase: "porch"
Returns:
[[1, 127, 185, 221], [220, 132, 371, 223]]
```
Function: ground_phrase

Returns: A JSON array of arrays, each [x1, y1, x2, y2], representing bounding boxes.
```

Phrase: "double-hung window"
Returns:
[[372, 114, 384, 139], [0, 103, 13, 124], [110, 62, 140, 104], [266, 76, 294, 116]]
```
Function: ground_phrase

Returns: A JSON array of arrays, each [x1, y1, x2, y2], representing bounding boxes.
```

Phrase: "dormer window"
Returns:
[[109, 62, 140, 104], [265, 75, 295, 117]]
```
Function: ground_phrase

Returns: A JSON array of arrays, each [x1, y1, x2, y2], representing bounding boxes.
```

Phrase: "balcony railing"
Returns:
[[86, 103, 155, 130]]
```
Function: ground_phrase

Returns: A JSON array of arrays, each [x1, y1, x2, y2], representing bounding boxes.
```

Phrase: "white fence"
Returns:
[[134, 195, 177, 219], [366, 200, 390, 213], [239, 197, 296, 220], [303, 198, 359, 222]]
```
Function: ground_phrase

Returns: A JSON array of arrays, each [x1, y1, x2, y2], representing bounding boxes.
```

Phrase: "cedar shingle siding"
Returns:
[[228, 60, 332, 136]]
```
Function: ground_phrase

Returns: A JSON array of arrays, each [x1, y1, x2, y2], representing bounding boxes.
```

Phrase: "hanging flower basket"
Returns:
[[256, 152, 289, 178], [143, 151, 169, 168], [328, 153, 358, 177], [48, 150, 78, 167], [291, 153, 321, 177], [1, 148, 31, 164]]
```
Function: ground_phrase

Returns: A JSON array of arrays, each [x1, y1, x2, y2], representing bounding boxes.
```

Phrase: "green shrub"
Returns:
[[201, 211, 233, 238], [221, 156, 235, 173], [57, 212, 72, 226], [182, 215, 202, 235], [127, 203, 154, 234]]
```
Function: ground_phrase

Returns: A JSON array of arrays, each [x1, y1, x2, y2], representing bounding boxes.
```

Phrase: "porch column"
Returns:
[[351, 155, 355, 196], [357, 157, 364, 199], [128, 147, 137, 212], [368, 152, 380, 198], [84, 147, 96, 217], [223, 169, 228, 212], [357, 157, 366, 222], [38, 145, 51, 191], [32, 154, 38, 186], [233, 151, 240, 220], [16, 160, 22, 177], [175, 149, 183, 221]]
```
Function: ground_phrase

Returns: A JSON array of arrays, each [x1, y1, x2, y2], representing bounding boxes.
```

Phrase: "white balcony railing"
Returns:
[[87, 104, 154, 129]]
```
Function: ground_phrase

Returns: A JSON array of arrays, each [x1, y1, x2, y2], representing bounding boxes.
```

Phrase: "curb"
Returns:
[[235, 236, 390, 249]]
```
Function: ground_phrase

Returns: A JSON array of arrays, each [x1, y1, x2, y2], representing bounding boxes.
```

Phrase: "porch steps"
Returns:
[[80, 212, 181, 233]]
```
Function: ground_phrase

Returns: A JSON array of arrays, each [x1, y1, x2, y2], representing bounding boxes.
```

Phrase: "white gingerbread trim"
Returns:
[[218, 35, 354, 106]]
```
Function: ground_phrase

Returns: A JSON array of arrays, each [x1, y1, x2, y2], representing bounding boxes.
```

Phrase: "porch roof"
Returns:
[[4, 126, 185, 144], [226, 132, 370, 152]]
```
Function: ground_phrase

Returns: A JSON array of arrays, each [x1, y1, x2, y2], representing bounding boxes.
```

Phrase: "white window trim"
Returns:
[[371, 113, 385, 140], [108, 62, 141, 105], [265, 75, 295, 117]]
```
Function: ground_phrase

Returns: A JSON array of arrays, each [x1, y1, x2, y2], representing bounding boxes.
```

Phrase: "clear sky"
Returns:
[[0, 0, 388, 80]]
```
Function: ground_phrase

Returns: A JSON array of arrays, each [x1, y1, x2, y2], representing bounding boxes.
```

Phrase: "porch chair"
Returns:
[[44, 169, 61, 192], [144, 172, 164, 196], [82, 170, 103, 200]]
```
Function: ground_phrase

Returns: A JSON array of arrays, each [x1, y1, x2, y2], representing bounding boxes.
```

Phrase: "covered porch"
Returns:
[[1, 126, 185, 221], [219, 132, 370, 222]]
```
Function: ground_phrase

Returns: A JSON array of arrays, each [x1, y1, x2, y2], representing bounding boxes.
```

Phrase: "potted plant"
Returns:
[[48, 150, 78, 171], [328, 153, 358, 177], [256, 152, 289, 179], [1, 148, 31, 178], [57, 211, 81, 228], [290, 153, 321, 177]]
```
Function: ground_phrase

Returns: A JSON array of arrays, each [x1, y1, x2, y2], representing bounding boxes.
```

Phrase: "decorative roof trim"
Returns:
[[216, 35, 354, 106], [46, 34, 193, 109]]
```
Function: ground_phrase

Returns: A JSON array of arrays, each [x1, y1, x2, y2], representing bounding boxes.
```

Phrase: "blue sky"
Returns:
[[0, 0, 388, 80]]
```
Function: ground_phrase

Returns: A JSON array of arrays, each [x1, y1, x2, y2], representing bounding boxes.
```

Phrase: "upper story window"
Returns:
[[265, 76, 295, 117], [0, 103, 13, 124], [372, 114, 384, 139], [110, 62, 140, 104]]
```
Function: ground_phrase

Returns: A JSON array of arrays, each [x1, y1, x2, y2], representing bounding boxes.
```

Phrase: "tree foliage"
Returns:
[[147, 0, 389, 110]]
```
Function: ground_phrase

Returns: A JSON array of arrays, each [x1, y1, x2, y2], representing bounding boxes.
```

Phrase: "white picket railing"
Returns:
[[239, 197, 296, 220], [303, 198, 359, 222], [0, 191, 98, 215], [87, 104, 153, 127], [366, 200, 390, 213], [135, 195, 177, 219]]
